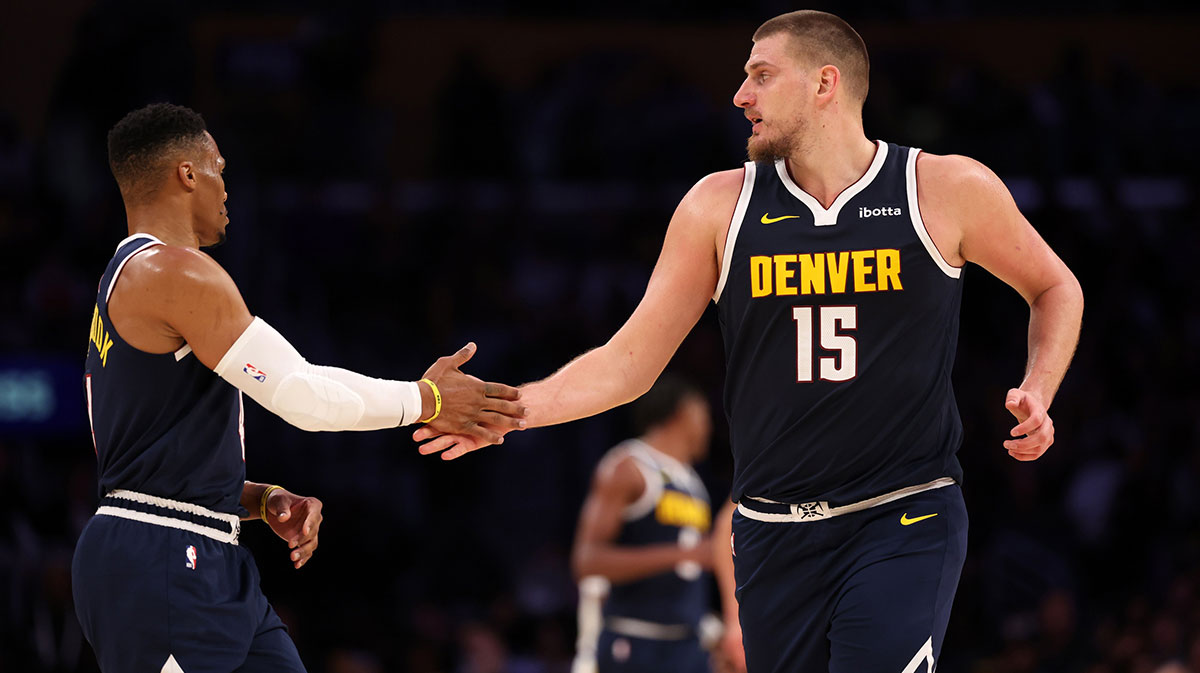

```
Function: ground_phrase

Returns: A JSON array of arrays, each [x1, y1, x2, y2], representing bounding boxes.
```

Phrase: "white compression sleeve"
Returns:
[[213, 317, 424, 431]]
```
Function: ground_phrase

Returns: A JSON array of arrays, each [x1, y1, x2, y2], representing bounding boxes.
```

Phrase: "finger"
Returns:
[[477, 411, 526, 430], [1011, 411, 1045, 438], [1005, 390, 1027, 419], [417, 434, 462, 455], [291, 539, 318, 566], [482, 382, 521, 401], [483, 398, 528, 420], [442, 444, 475, 461], [461, 422, 504, 445], [448, 342, 477, 368], [413, 425, 442, 442]]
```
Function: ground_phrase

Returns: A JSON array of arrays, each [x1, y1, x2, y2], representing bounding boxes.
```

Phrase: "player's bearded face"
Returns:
[[747, 113, 805, 163]]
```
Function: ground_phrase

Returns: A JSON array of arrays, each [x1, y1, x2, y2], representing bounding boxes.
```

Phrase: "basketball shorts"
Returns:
[[71, 491, 305, 673], [732, 479, 967, 673], [596, 629, 710, 673]]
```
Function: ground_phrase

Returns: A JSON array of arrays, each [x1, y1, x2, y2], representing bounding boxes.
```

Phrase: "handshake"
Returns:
[[414, 342, 526, 457]]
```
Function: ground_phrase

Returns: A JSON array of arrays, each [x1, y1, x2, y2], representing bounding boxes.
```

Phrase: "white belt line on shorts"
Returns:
[[605, 616, 693, 641], [96, 490, 241, 544], [738, 477, 956, 523]]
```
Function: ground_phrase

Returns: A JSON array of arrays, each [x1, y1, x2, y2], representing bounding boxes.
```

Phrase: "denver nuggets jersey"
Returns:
[[602, 440, 711, 626], [715, 142, 964, 505], [84, 234, 246, 514]]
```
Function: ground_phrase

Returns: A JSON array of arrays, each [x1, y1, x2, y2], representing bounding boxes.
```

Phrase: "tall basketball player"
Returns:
[[417, 10, 1084, 672], [571, 375, 714, 673], [75, 103, 527, 673]]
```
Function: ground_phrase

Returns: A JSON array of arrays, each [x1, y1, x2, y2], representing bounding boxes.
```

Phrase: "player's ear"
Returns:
[[815, 65, 840, 100], [177, 161, 197, 192]]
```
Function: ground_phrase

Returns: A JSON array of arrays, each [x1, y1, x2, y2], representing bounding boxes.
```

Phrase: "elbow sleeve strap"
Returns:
[[214, 317, 423, 431]]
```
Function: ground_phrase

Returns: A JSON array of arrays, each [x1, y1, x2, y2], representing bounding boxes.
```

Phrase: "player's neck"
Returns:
[[783, 125, 876, 210], [639, 430, 693, 465], [125, 200, 200, 248]]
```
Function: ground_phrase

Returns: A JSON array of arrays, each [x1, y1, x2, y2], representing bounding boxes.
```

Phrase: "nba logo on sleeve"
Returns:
[[243, 364, 267, 383], [185, 545, 198, 570]]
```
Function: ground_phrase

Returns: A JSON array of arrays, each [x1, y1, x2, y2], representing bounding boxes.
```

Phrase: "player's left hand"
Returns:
[[714, 620, 747, 673], [263, 488, 323, 569], [412, 422, 516, 460], [1003, 388, 1054, 461]]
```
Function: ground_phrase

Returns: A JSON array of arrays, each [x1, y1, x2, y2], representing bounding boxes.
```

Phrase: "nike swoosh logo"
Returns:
[[900, 512, 938, 526], [760, 213, 800, 224]]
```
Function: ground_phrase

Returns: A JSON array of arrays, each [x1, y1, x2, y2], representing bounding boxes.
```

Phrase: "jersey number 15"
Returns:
[[792, 306, 857, 382]]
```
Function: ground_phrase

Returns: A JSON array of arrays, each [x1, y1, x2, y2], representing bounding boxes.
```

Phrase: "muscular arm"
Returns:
[[416, 169, 744, 458], [522, 170, 742, 428], [918, 153, 1084, 459], [110, 246, 522, 438], [571, 456, 706, 584]]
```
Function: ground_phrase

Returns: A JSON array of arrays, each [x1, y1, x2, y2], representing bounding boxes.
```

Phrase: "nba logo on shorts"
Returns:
[[243, 363, 267, 383], [185, 545, 198, 570]]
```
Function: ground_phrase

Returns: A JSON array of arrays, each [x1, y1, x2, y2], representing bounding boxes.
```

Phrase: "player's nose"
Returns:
[[733, 81, 754, 108]]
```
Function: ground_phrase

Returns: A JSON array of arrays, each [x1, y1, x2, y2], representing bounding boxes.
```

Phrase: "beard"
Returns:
[[746, 118, 805, 163]]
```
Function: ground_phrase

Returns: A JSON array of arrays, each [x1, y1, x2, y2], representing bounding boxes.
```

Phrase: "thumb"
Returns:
[[276, 503, 291, 521], [1005, 389, 1023, 411], [449, 342, 477, 367]]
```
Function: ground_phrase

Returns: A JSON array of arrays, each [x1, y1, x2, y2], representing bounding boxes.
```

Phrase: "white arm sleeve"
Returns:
[[213, 317, 424, 431]]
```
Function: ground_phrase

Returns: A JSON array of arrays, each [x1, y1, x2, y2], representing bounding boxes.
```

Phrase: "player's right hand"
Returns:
[[420, 343, 527, 445]]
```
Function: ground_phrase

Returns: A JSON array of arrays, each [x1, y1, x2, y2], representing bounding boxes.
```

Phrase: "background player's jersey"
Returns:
[[715, 141, 964, 505], [601, 440, 711, 626], [84, 234, 246, 514]]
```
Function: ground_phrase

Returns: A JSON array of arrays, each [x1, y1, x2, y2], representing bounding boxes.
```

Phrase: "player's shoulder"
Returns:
[[124, 244, 232, 289], [674, 167, 749, 225], [916, 152, 1006, 196], [593, 446, 648, 499]]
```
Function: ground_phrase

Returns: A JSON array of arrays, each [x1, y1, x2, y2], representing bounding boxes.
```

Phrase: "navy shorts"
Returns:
[[732, 483, 967, 673], [72, 494, 305, 673], [596, 630, 710, 673]]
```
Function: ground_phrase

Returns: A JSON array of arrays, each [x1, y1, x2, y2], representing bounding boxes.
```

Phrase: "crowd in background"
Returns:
[[1, 2, 1198, 672]]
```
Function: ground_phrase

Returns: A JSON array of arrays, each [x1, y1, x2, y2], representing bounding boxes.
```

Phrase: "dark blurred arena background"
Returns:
[[2, 1, 1199, 671]]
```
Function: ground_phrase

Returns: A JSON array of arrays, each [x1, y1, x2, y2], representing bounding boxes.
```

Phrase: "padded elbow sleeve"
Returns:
[[214, 318, 422, 430]]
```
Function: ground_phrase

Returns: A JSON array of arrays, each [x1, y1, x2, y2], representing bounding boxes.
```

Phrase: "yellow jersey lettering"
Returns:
[[89, 304, 115, 367], [750, 256, 772, 297], [877, 248, 902, 290], [655, 491, 712, 531], [798, 253, 825, 295], [773, 254, 798, 296], [851, 250, 876, 292], [826, 252, 850, 294]]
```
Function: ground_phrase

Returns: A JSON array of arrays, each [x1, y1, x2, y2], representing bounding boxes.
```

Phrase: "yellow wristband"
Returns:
[[418, 378, 442, 423], [260, 485, 283, 521]]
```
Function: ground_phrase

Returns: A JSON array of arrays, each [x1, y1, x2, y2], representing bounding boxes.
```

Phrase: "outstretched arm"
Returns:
[[918, 153, 1084, 461], [415, 168, 745, 459], [111, 245, 524, 442]]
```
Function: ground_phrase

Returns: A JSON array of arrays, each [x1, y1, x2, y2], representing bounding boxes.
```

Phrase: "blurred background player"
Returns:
[[570, 374, 715, 673], [74, 103, 526, 672]]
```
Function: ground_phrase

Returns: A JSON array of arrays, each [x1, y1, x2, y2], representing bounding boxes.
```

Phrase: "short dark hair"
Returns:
[[107, 103, 208, 199], [753, 10, 870, 104], [631, 373, 703, 436]]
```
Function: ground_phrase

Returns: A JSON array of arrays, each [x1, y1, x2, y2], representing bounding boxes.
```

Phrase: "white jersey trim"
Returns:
[[713, 162, 756, 303], [105, 234, 165, 303], [738, 477, 955, 523], [96, 506, 239, 545], [775, 140, 887, 226], [906, 148, 963, 279], [161, 654, 186, 673], [901, 636, 935, 673]]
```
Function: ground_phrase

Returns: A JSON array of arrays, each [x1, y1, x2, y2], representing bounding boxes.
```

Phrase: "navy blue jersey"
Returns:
[[714, 142, 964, 505], [84, 234, 246, 514], [602, 440, 711, 626]]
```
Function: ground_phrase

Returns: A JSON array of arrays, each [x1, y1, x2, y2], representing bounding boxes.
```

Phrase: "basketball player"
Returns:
[[75, 103, 527, 673], [571, 375, 714, 673], [417, 10, 1084, 671]]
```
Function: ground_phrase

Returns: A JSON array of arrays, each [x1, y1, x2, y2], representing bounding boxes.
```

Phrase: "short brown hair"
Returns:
[[753, 10, 870, 103]]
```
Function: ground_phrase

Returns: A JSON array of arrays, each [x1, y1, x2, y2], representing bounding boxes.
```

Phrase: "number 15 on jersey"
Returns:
[[793, 306, 857, 382]]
